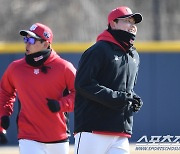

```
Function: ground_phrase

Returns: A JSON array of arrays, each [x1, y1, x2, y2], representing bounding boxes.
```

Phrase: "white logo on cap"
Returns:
[[44, 32, 50, 39], [30, 24, 38, 31], [126, 8, 132, 14]]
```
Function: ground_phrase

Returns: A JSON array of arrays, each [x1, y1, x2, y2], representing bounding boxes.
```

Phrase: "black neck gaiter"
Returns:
[[107, 28, 136, 50], [25, 49, 51, 67]]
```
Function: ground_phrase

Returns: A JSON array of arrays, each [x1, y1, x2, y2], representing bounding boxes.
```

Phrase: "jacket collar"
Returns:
[[96, 30, 126, 52]]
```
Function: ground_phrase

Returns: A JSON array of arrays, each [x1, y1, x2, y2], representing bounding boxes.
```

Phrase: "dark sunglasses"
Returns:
[[23, 36, 44, 44]]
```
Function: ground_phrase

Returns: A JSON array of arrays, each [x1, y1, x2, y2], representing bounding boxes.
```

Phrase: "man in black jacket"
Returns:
[[74, 6, 143, 154]]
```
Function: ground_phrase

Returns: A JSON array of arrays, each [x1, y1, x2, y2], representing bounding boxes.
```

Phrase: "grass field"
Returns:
[[0, 144, 180, 154]]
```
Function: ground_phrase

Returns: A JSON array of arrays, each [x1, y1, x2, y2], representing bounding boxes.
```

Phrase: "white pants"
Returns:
[[19, 139, 69, 154], [74, 132, 129, 154]]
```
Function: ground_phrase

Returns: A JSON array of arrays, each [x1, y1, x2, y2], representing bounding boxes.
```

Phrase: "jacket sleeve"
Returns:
[[0, 126, 5, 132], [59, 62, 76, 112], [131, 52, 140, 96], [0, 65, 16, 117], [75, 46, 127, 110]]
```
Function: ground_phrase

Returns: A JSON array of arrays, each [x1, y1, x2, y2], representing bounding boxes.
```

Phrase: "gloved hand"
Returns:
[[126, 95, 143, 112], [46, 98, 60, 113], [1, 116, 10, 130], [131, 95, 143, 112], [0, 130, 8, 144]]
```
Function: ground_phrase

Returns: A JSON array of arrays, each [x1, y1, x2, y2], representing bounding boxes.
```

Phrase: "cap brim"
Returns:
[[19, 30, 41, 39], [131, 13, 143, 24], [118, 13, 143, 24]]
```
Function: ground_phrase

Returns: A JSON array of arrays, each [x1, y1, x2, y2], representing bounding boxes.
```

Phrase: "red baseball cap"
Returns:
[[19, 23, 53, 43], [108, 6, 143, 24]]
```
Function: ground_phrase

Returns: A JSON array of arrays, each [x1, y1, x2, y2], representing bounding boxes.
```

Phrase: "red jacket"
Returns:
[[0, 50, 76, 142]]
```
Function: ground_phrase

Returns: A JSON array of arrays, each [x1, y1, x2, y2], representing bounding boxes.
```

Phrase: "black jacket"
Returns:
[[74, 40, 140, 135]]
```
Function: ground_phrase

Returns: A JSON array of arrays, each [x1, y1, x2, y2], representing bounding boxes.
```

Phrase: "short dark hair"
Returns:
[[113, 19, 119, 23], [108, 18, 119, 29]]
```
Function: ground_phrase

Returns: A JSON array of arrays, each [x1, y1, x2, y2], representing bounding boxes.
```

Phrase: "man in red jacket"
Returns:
[[0, 23, 76, 154]]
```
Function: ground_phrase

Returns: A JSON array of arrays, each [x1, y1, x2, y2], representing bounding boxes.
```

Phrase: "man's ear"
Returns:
[[109, 21, 116, 29]]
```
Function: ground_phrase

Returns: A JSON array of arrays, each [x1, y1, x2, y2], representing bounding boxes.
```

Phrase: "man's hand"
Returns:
[[0, 130, 8, 144], [126, 95, 143, 112], [1, 116, 10, 130], [131, 95, 143, 112], [46, 98, 61, 113]]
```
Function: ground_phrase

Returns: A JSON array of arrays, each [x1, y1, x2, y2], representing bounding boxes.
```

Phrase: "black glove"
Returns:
[[126, 95, 143, 112], [0, 131, 8, 144], [1, 116, 10, 130], [131, 95, 143, 112], [46, 98, 60, 113]]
